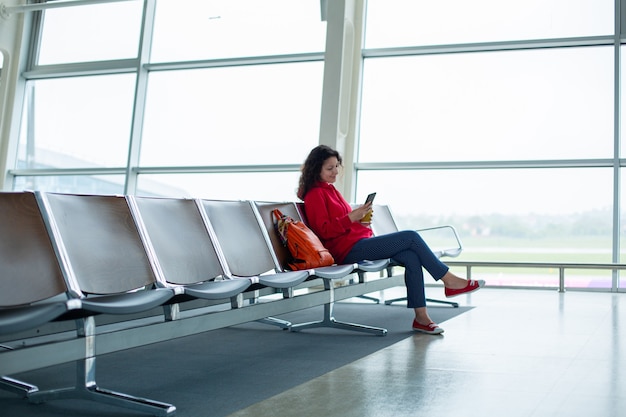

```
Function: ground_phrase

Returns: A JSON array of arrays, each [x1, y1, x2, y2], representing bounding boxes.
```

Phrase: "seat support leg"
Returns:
[[385, 296, 459, 308], [0, 376, 39, 398], [247, 292, 292, 329], [356, 294, 380, 304], [290, 281, 387, 336], [26, 317, 176, 417], [257, 316, 292, 329], [385, 297, 459, 308], [426, 297, 459, 308]]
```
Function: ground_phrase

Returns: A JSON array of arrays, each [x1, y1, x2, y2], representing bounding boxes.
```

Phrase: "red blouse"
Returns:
[[303, 182, 373, 263]]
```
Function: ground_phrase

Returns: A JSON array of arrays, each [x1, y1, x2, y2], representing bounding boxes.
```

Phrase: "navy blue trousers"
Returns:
[[343, 230, 449, 308]]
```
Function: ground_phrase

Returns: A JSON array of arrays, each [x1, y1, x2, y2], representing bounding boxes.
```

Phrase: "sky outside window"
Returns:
[[150, 0, 326, 62], [37, 0, 143, 64], [359, 47, 613, 163]]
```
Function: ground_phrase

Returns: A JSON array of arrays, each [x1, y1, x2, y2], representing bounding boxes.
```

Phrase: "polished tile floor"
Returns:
[[228, 287, 626, 417]]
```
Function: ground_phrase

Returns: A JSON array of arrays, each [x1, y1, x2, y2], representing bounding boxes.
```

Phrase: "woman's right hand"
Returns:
[[349, 202, 373, 223]]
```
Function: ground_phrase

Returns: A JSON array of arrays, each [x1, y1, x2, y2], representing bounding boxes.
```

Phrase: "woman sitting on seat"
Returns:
[[298, 145, 485, 335]]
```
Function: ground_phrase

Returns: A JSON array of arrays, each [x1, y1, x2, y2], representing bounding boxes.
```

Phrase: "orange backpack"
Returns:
[[272, 209, 335, 270]]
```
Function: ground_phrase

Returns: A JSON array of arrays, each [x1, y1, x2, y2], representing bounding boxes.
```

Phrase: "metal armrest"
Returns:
[[415, 225, 463, 259]]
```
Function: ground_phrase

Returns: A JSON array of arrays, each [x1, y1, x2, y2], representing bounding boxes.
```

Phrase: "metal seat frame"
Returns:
[[199, 199, 313, 329], [254, 201, 390, 336], [0, 192, 178, 416]]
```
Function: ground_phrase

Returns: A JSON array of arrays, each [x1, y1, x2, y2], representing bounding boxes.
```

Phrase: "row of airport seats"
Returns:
[[1, 191, 452, 416]]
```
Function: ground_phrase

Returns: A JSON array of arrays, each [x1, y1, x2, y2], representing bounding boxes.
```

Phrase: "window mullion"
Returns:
[[124, 0, 156, 194]]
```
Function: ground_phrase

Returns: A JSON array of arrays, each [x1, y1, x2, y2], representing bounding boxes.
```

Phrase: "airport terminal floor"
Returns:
[[230, 287, 626, 417]]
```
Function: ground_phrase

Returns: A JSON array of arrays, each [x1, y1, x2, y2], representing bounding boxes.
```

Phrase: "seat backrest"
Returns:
[[0, 192, 68, 307], [370, 204, 462, 258], [369, 204, 399, 236], [199, 199, 277, 277], [295, 202, 309, 225], [40, 193, 159, 295], [253, 201, 302, 271], [131, 196, 226, 285]]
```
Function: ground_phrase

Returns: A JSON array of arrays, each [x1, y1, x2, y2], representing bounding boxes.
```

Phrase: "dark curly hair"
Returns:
[[297, 145, 343, 200]]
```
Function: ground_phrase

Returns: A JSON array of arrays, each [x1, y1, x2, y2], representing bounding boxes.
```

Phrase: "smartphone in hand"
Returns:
[[365, 192, 376, 205], [362, 192, 376, 222]]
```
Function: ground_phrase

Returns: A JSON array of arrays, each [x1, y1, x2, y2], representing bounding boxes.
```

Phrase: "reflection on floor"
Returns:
[[228, 287, 626, 417]]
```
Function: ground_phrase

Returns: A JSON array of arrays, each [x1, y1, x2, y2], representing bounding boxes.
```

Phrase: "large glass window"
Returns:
[[37, 1, 143, 65], [136, 171, 300, 201], [357, 168, 614, 289], [150, 0, 326, 63], [0, 51, 4, 85], [17, 75, 137, 169], [357, 168, 613, 259], [13, 175, 126, 195], [141, 62, 323, 166], [359, 47, 613, 163], [620, 169, 626, 266], [365, 0, 613, 48], [6, 0, 625, 292], [621, 45, 626, 159]]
